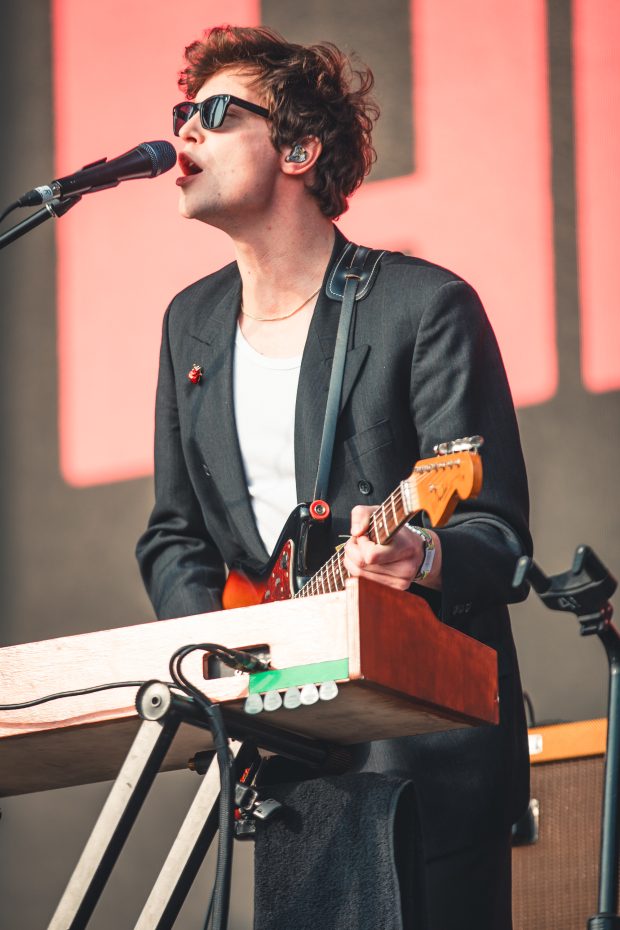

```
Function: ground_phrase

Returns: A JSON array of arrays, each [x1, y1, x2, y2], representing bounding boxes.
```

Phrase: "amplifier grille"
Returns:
[[513, 755, 620, 929]]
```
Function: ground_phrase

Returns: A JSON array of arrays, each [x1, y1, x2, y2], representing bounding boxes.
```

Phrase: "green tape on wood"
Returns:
[[248, 658, 349, 694]]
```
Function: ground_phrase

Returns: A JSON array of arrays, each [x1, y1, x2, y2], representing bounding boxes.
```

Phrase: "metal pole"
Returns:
[[0, 197, 80, 249], [591, 625, 620, 927]]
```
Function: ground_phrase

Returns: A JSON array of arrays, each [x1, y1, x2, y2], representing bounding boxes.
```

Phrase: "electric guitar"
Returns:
[[222, 436, 484, 610]]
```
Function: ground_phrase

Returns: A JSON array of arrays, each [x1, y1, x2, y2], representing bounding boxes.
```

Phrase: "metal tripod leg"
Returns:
[[47, 717, 180, 930], [134, 741, 256, 930], [46, 681, 332, 930]]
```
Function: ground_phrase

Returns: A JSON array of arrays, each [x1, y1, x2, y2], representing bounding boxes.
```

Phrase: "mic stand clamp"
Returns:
[[233, 781, 284, 840], [0, 196, 81, 250], [190, 748, 286, 840], [514, 545, 619, 930]]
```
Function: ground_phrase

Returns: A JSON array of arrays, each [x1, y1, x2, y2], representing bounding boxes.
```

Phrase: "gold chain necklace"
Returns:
[[240, 286, 321, 322]]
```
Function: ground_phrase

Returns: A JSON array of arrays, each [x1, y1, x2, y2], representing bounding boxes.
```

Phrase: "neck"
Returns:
[[229, 207, 335, 319]]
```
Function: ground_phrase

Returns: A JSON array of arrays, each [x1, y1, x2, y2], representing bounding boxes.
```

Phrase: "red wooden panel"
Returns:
[[357, 580, 499, 726]]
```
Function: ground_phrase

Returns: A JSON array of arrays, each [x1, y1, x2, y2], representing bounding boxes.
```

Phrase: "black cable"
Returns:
[[171, 641, 269, 674], [202, 884, 215, 930], [168, 644, 237, 930], [207, 703, 234, 930], [1, 641, 242, 930], [0, 201, 20, 224], [522, 690, 536, 727], [0, 679, 157, 711]]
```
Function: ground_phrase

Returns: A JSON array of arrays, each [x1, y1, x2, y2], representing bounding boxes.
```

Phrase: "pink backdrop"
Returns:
[[51, 0, 619, 486]]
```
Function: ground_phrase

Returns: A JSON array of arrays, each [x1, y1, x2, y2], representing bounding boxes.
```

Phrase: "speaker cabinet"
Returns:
[[512, 718, 618, 929]]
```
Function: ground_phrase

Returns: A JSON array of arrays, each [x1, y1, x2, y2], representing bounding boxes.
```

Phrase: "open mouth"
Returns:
[[178, 152, 203, 176]]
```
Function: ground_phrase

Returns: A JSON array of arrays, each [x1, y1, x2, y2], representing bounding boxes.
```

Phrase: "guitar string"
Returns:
[[296, 483, 405, 598], [298, 476, 414, 597], [295, 458, 464, 597], [307, 481, 408, 596]]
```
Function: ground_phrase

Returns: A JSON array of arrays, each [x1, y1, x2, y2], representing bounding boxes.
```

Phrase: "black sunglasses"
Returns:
[[172, 94, 270, 136]]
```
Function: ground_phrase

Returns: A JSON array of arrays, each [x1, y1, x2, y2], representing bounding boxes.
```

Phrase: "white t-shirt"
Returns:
[[233, 324, 302, 554]]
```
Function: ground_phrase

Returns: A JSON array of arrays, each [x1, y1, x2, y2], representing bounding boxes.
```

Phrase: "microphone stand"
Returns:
[[0, 196, 81, 250], [514, 545, 619, 930]]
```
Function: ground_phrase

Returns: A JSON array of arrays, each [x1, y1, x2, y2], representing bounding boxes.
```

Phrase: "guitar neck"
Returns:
[[294, 442, 482, 600], [295, 479, 421, 599]]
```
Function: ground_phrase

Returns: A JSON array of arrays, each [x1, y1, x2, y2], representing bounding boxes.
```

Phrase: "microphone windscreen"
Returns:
[[140, 141, 177, 176]]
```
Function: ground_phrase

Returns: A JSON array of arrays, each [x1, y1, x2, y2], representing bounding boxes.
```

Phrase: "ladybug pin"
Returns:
[[188, 363, 203, 384]]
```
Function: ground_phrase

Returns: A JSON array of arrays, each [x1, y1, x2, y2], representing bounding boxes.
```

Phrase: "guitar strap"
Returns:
[[312, 242, 385, 503]]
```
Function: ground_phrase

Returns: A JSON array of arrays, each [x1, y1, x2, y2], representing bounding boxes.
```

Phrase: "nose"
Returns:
[[178, 110, 203, 142]]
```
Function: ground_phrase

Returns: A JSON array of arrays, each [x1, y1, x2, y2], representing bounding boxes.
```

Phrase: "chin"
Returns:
[[178, 198, 228, 229], [178, 200, 207, 223]]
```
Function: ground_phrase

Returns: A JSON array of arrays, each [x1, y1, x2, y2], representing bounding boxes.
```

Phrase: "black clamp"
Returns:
[[189, 748, 285, 839], [234, 782, 284, 840], [513, 544, 617, 635]]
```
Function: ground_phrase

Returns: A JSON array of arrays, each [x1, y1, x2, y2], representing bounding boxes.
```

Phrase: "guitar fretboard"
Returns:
[[293, 456, 472, 598], [294, 479, 418, 598]]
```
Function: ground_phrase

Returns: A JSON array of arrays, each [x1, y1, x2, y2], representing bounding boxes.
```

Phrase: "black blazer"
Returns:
[[137, 228, 532, 857]]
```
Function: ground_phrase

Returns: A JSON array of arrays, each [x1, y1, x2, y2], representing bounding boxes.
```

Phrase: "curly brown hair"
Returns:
[[178, 26, 378, 219]]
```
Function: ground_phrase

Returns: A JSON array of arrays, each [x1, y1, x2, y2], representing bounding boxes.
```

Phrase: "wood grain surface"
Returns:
[[0, 579, 498, 796]]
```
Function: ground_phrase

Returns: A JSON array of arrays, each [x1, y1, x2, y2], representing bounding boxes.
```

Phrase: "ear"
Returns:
[[280, 136, 322, 175]]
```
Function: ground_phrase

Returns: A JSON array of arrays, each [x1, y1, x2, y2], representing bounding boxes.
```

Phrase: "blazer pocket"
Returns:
[[341, 418, 393, 466]]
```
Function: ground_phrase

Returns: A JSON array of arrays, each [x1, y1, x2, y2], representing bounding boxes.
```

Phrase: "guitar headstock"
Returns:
[[405, 436, 484, 527]]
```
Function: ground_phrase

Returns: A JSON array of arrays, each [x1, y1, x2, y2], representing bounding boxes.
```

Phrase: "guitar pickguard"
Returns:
[[262, 539, 295, 603]]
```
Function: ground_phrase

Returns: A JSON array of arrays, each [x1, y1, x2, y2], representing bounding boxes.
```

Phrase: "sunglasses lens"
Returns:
[[172, 95, 232, 135], [173, 103, 194, 136], [202, 96, 227, 130]]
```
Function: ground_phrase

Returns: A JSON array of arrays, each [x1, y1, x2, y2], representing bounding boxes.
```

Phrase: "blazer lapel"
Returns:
[[184, 227, 373, 558], [187, 273, 270, 565]]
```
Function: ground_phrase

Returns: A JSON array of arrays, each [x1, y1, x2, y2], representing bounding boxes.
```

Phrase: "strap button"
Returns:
[[357, 479, 373, 496]]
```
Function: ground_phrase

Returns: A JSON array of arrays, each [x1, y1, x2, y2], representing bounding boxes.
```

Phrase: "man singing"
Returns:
[[137, 25, 531, 929]]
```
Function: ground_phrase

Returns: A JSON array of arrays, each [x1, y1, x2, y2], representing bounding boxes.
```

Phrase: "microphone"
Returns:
[[17, 140, 177, 207]]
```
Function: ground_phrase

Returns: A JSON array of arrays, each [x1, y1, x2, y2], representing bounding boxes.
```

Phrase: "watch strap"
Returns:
[[405, 524, 436, 580]]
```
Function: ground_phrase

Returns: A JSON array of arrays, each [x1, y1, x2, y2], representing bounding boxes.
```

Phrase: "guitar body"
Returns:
[[222, 503, 333, 610]]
